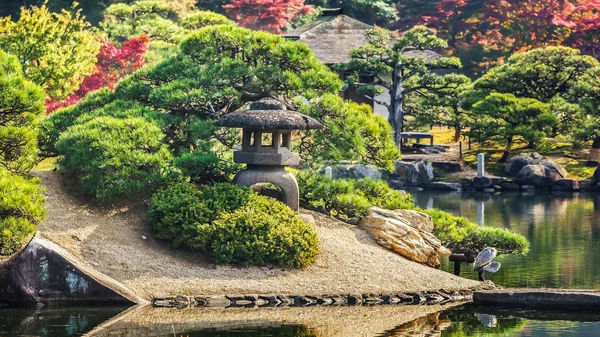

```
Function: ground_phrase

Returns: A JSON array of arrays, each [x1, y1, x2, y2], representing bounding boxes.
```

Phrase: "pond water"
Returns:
[[412, 190, 600, 288], [1, 304, 599, 337]]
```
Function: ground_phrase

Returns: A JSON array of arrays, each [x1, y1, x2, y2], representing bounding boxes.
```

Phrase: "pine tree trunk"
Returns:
[[500, 136, 513, 162], [389, 61, 404, 148]]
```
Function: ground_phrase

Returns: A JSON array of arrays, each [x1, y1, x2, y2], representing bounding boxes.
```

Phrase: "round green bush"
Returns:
[[149, 182, 251, 250], [211, 195, 319, 268], [0, 169, 45, 255], [56, 116, 180, 203]]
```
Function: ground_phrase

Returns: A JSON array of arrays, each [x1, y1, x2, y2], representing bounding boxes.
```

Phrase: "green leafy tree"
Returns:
[[0, 2, 100, 100], [413, 78, 472, 141], [469, 93, 556, 161], [337, 26, 469, 146], [0, 50, 45, 173], [297, 94, 399, 170], [464, 47, 600, 158]]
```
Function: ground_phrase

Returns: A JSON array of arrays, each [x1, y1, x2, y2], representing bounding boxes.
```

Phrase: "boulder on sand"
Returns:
[[359, 207, 451, 267], [514, 165, 562, 188]]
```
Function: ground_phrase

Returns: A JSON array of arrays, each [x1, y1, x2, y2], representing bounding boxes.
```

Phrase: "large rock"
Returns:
[[353, 164, 383, 180], [431, 161, 463, 172], [425, 182, 462, 191], [0, 236, 137, 306], [359, 207, 451, 267], [472, 176, 492, 189], [505, 153, 567, 178], [395, 160, 435, 187], [514, 165, 562, 188], [554, 179, 580, 191]]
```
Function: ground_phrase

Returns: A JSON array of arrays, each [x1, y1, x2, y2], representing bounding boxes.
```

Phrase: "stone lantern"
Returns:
[[214, 99, 323, 211]]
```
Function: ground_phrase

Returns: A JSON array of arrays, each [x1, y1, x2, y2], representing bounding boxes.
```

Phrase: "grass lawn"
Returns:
[[34, 157, 58, 171], [462, 138, 596, 180]]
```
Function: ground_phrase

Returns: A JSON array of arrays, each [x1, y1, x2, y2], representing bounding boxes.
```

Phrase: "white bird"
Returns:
[[473, 247, 501, 281]]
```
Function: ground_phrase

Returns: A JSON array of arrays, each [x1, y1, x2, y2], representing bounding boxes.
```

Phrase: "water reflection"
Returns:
[[0, 306, 126, 337], [412, 191, 600, 288], [2, 304, 600, 337]]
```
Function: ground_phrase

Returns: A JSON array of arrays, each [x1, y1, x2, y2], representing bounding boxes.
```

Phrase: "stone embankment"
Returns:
[[474, 289, 600, 310], [152, 289, 476, 309]]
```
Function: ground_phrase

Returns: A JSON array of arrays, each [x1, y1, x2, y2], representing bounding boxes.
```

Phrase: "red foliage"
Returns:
[[224, 0, 312, 34], [47, 35, 149, 113], [395, 0, 600, 73]]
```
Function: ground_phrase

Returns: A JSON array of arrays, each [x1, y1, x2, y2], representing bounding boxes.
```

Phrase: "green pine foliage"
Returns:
[[0, 50, 46, 173], [180, 11, 235, 29], [212, 195, 319, 268], [297, 94, 399, 170], [297, 170, 529, 255], [0, 169, 45, 255], [42, 23, 344, 189], [56, 116, 180, 203]]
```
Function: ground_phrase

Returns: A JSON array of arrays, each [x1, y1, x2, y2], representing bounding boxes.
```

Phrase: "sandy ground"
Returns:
[[87, 303, 462, 337], [35, 171, 481, 301]]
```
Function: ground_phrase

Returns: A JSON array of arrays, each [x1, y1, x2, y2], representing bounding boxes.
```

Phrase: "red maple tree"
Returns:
[[224, 0, 312, 34], [395, 0, 600, 74], [47, 35, 149, 112]]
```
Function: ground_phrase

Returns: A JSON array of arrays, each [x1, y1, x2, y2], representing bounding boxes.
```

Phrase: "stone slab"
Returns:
[[474, 289, 600, 310]]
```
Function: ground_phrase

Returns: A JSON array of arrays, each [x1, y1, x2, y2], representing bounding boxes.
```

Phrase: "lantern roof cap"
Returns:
[[215, 109, 323, 130]]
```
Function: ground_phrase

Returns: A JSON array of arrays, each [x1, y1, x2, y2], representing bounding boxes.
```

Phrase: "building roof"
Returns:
[[283, 13, 373, 64], [215, 109, 323, 130]]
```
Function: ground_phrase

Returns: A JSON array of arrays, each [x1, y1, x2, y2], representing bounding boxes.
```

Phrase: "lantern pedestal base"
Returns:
[[234, 167, 299, 211]]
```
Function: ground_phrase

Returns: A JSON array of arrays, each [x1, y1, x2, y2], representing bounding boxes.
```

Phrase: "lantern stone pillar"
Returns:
[[214, 98, 323, 212]]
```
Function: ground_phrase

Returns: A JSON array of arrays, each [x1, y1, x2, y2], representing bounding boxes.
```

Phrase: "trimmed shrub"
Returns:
[[56, 116, 180, 203], [297, 170, 529, 255], [297, 170, 412, 222], [149, 182, 251, 250], [354, 178, 413, 210], [0, 170, 45, 255], [39, 88, 115, 157], [331, 193, 372, 224], [212, 195, 319, 268]]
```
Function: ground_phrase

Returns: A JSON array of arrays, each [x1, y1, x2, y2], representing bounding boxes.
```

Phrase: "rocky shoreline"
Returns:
[[327, 152, 600, 194]]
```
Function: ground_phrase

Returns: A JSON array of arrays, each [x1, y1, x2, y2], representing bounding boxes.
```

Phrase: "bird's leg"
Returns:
[[478, 270, 486, 281]]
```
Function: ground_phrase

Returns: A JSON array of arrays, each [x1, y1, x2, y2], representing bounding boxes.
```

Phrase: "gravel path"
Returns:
[[35, 171, 481, 300]]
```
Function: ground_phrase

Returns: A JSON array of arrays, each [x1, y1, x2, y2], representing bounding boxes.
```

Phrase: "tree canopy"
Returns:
[[464, 47, 600, 159], [0, 2, 100, 100], [337, 25, 469, 146]]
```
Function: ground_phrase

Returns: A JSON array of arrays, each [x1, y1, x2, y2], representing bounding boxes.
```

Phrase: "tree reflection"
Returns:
[[415, 191, 600, 288]]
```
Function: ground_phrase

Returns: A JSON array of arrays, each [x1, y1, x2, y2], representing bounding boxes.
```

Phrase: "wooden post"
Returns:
[[453, 261, 461, 276], [459, 141, 463, 160]]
